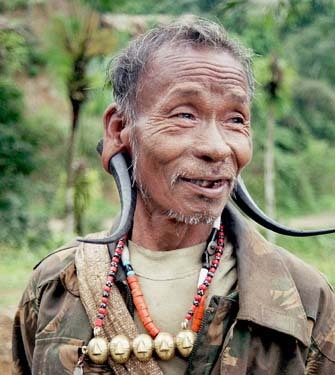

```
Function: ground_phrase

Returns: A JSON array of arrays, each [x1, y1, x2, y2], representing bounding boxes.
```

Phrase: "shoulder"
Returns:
[[32, 240, 80, 285], [276, 245, 335, 361], [21, 231, 109, 305], [275, 245, 334, 314], [18, 241, 80, 308]]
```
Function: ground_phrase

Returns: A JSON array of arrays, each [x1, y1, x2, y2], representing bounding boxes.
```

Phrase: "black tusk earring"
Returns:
[[77, 142, 136, 244], [231, 176, 335, 237]]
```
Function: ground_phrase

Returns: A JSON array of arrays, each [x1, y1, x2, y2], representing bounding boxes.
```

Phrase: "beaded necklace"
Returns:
[[83, 221, 224, 365]]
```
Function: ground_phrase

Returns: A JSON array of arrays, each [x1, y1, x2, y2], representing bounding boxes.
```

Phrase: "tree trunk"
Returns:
[[64, 102, 80, 235], [264, 103, 276, 243]]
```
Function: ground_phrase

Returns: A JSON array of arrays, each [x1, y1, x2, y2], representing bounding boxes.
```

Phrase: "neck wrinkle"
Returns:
[[131, 199, 213, 250]]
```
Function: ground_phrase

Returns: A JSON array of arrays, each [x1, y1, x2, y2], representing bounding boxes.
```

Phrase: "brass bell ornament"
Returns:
[[109, 334, 131, 364]]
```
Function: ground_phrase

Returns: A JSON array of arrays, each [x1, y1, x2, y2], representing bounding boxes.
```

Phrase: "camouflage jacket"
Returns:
[[12, 205, 335, 374]]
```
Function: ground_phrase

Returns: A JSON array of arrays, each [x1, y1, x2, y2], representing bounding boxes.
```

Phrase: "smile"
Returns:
[[184, 178, 228, 189], [180, 177, 233, 198]]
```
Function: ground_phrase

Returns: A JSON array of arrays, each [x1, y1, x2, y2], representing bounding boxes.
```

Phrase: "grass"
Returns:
[[276, 234, 335, 286], [0, 247, 48, 310]]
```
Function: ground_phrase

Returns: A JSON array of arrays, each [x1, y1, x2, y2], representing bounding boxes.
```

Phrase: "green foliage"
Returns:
[[0, 79, 35, 245], [0, 30, 28, 75], [293, 79, 335, 142], [0, 0, 333, 257], [0, 0, 30, 11], [277, 235, 335, 287]]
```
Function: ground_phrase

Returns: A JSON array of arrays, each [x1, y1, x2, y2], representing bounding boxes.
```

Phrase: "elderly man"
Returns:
[[13, 19, 335, 375]]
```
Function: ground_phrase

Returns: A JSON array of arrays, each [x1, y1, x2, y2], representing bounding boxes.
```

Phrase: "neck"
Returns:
[[131, 199, 213, 251]]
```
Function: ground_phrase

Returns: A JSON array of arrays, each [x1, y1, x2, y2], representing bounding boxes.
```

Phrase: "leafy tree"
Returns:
[[46, 1, 117, 234], [0, 29, 35, 244]]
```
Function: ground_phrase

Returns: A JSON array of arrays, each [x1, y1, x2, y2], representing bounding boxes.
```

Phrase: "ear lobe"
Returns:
[[102, 103, 130, 173]]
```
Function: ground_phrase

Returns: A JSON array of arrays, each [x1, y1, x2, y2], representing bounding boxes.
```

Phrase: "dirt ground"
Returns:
[[0, 314, 13, 375]]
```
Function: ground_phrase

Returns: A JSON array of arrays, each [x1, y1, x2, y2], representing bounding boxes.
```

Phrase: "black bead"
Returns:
[[97, 313, 105, 319], [106, 281, 113, 287], [124, 264, 134, 273], [100, 303, 107, 308], [103, 291, 109, 297]]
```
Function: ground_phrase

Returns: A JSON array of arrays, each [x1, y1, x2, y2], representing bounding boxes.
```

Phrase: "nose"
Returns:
[[193, 121, 232, 162]]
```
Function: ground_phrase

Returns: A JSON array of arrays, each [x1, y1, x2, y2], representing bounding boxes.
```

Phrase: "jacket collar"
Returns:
[[223, 204, 310, 347]]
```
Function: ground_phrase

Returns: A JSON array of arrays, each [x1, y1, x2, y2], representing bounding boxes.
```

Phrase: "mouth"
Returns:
[[183, 178, 229, 189], [179, 177, 233, 199]]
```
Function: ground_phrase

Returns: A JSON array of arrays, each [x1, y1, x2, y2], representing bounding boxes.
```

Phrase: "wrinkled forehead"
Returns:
[[135, 44, 249, 112]]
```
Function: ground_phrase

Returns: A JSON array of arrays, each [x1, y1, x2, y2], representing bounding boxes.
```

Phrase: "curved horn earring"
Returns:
[[78, 142, 136, 244], [231, 176, 335, 236], [78, 140, 334, 244]]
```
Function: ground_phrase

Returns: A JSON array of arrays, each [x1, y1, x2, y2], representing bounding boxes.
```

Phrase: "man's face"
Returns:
[[130, 45, 252, 224]]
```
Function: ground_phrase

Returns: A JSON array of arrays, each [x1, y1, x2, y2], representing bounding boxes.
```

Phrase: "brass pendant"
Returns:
[[109, 334, 131, 364], [133, 333, 154, 362], [175, 329, 196, 358], [87, 337, 109, 364], [154, 332, 175, 361]]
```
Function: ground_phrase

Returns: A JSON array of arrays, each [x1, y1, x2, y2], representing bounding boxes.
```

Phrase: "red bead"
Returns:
[[205, 276, 212, 282], [209, 267, 216, 273], [191, 305, 197, 312], [112, 256, 120, 263], [104, 286, 111, 292], [195, 295, 202, 302], [98, 308, 106, 315], [185, 313, 192, 321], [111, 266, 117, 273], [213, 259, 219, 265], [95, 318, 103, 327], [115, 248, 122, 255], [101, 297, 108, 304], [199, 284, 207, 291]]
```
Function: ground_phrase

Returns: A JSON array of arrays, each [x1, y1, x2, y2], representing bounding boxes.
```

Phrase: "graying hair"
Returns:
[[107, 17, 254, 123]]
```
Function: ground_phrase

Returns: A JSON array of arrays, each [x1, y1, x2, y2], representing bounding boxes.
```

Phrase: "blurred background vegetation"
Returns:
[[0, 0, 334, 309]]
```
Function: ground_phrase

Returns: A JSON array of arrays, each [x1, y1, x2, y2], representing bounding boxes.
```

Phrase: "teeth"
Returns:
[[192, 179, 212, 187], [188, 179, 223, 188]]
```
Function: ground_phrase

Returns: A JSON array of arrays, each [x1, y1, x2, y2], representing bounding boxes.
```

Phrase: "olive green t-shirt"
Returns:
[[128, 239, 237, 374]]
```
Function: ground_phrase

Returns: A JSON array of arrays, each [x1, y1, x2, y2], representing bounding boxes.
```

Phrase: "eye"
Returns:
[[176, 113, 196, 120], [230, 116, 245, 124]]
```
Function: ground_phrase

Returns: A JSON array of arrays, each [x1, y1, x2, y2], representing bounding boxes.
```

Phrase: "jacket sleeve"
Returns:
[[12, 274, 39, 375], [305, 336, 335, 374], [305, 280, 335, 374]]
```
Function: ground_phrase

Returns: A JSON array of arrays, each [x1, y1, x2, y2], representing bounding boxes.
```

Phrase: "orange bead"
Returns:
[[145, 322, 160, 337], [127, 275, 138, 285], [131, 289, 143, 298], [141, 314, 153, 324], [191, 295, 206, 332]]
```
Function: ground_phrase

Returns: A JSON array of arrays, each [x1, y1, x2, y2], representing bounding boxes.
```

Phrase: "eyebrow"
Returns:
[[163, 84, 248, 104], [226, 91, 249, 104], [164, 84, 206, 102]]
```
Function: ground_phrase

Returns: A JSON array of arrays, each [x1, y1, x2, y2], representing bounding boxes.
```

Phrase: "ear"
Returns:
[[102, 103, 131, 173]]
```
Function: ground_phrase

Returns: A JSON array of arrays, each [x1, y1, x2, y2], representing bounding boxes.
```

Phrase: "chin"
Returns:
[[164, 209, 217, 225]]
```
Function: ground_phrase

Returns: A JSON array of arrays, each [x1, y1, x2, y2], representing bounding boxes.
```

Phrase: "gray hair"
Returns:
[[107, 17, 254, 123]]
